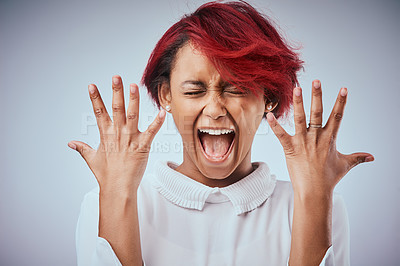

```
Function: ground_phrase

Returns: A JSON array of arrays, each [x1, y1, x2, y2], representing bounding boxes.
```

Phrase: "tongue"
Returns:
[[201, 134, 232, 158]]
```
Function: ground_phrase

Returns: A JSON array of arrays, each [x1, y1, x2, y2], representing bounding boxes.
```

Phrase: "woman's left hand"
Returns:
[[267, 80, 374, 197]]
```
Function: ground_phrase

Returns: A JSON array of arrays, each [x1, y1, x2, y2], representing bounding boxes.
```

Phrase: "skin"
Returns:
[[158, 43, 276, 187], [267, 81, 374, 265], [68, 43, 374, 266], [68, 78, 165, 265]]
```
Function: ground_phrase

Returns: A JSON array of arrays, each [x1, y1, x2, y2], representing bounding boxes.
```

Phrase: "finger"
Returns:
[[89, 84, 112, 132], [111, 75, 126, 127], [292, 87, 307, 135], [68, 141, 96, 162], [309, 80, 323, 128], [126, 84, 140, 133], [141, 109, 166, 145], [325, 87, 347, 139], [266, 112, 292, 152], [344, 152, 375, 171]]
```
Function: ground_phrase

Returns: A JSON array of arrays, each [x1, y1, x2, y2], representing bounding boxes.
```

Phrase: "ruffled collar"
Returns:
[[152, 161, 276, 215]]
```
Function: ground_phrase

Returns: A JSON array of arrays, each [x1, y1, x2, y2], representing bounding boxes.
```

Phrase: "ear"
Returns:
[[158, 82, 172, 111], [264, 98, 279, 113]]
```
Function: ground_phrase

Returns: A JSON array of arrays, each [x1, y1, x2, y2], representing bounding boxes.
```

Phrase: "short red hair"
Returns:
[[142, 1, 303, 118]]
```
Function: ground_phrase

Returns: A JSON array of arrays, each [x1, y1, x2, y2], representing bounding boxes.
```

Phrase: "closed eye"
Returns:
[[224, 86, 247, 95], [181, 80, 207, 96], [183, 90, 206, 96]]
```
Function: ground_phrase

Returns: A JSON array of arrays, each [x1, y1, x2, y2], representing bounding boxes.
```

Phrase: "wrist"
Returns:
[[293, 189, 334, 228], [293, 187, 333, 210], [99, 179, 140, 196], [99, 186, 138, 205], [292, 182, 333, 201]]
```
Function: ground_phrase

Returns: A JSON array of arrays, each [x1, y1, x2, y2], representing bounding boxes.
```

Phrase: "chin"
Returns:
[[199, 163, 237, 180]]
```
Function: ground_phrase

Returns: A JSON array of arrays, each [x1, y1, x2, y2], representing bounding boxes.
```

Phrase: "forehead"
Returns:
[[171, 43, 219, 81], [170, 42, 264, 99]]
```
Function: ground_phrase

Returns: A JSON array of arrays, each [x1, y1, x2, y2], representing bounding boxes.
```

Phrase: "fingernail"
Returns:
[[365, 155, 374, 162], [340, 87, 348, 96], [313, 80, 320, 89], [267, 112, 274, 122], [130, 84, 136, 94], [158, 109, 166, 119], [88, 85, 95, 94], [68, 142, 77, 150], [295, 87, 301, 97], [113, 77, 120, 85]]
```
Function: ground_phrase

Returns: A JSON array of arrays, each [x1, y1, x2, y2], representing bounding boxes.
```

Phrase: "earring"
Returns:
[[165, 105, 171, 112], [266, 103, 273, 111]]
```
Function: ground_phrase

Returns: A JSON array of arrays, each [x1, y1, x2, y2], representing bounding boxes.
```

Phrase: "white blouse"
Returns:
[[76, 161, 350, 266]]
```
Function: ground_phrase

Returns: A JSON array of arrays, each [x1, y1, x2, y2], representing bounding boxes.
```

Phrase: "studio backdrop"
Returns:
[[0, 0, 399, 265]]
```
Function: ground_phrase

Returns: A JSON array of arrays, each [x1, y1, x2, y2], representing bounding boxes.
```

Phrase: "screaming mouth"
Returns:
[[198, 128, 235, 161]]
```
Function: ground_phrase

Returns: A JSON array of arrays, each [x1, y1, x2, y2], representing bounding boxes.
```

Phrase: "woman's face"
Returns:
[[161, 43, 271, 187]]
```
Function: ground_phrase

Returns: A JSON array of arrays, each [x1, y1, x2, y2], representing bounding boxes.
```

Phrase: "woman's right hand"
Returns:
[[70, 75, 162, 265], [68, 75, 166, 194]]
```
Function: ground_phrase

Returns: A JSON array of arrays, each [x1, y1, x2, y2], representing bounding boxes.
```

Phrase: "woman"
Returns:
[[69, 2, 374, 265]]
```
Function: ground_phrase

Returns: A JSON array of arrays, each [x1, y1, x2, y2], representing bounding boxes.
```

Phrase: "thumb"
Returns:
[[344, 152, 374, 170], [68, 141, 95, 162]]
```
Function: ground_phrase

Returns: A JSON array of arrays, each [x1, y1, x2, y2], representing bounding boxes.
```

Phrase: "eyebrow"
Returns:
[[180, 80, 234, 89], [180, 80, 206, 88]]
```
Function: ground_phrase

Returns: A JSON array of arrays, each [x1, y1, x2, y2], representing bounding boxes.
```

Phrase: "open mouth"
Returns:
[[198, 128, 235, 162]]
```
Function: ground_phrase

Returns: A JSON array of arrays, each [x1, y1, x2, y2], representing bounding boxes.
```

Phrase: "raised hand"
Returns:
[[266, 80, 374, 266], [68, 76, 165, 193], [266, 80, 374, 196], [68, 75, 165, 265]]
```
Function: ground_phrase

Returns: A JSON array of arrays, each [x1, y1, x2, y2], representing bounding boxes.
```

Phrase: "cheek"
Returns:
[[230, 100, 264, 136], [172, 99, 201, 137]]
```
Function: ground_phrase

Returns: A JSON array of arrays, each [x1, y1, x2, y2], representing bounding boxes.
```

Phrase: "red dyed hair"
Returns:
[[142, 1, 303, 118]]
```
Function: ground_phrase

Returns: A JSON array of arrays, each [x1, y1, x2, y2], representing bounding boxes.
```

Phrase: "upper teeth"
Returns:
[[199, 129, 234, 135]]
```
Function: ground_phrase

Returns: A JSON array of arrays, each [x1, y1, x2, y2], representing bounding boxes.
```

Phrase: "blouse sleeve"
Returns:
[[75, 188, 122, 266], [330, 193, 351, 266]]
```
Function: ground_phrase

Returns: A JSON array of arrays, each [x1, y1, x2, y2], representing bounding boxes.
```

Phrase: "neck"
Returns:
[[175, 153, 254, 188]]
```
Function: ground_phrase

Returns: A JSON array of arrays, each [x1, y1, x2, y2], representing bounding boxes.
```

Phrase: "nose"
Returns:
[[202, 91, 227, 120]]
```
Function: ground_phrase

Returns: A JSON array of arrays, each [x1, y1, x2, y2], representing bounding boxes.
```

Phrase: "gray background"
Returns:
[[1, 0, 399, 265]]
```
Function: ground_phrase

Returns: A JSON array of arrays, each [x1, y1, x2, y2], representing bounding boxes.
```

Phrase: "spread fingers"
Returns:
[[89, 84, 112, 133], [326, 87, 348, 139], [126, 84, 140, 133], [293, 87, 307, 134], [111, 75, 126, 127], [309, 80, 323, 129]]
